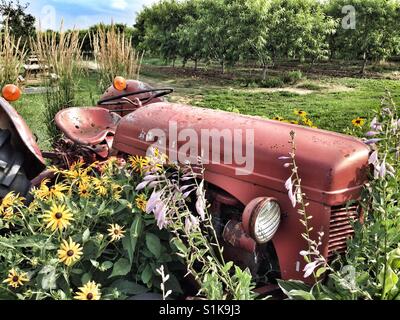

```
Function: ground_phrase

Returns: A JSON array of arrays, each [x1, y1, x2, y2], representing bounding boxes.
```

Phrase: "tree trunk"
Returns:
[[221, 60, 225, 74], [361, 53, 368, 75], [182, 58, 187, 68], [194, 58, 198, 71], [262, 64, 268, 80], [172, 58, 176, 68]]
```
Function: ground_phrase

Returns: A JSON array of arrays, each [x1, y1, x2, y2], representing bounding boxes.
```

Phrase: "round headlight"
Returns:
[[242, 197, 281, 244]]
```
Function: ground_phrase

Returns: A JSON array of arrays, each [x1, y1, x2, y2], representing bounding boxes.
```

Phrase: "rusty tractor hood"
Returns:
[[113, 102, 370, 206]]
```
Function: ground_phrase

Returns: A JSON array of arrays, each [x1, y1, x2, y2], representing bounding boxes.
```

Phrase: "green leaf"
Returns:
[[131, 215, 143, 238], [109, 258, 132, 278], [82, 229, 90, 243], [100, 261, 113, 271], [223, 261, 234, 273], [141, 264, 153, 285], [277, 279, 311, 298], [379, 265, 399, 298], [288, 290, 316, 300], [316, 267, 327, 278], [40, 265, 57, 290], [146, 233, 161, 259], [172, 238, 187, 254], [81, 273, 91, 285], [111, 279, 149, 295]]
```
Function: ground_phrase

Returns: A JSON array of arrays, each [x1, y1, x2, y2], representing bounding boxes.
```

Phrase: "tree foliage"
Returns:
[[0, 0, 35, 45], [133, 0, 400, 75]]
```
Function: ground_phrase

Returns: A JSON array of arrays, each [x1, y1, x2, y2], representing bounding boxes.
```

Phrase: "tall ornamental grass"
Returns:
[[92, 25, 143, 92], [0, 22, 26, 88], [32, 25, 84, 144]]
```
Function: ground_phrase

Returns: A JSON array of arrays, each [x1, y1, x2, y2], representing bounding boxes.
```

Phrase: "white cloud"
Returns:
[[111, 0, 129, 10]]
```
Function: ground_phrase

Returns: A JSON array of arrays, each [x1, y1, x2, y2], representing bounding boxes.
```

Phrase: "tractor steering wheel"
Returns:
[[97, 88, 173, 107]]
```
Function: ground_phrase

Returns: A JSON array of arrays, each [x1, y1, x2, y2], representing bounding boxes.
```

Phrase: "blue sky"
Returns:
[[26, 0, 158, 30]]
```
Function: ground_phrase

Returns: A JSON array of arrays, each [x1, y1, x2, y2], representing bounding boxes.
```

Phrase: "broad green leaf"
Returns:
[[82, 229, 90, 243], [81, 273, 92, 285], [141, 264, 153, 285], [146, 233, 161, 259], [100, 261, 113, 271], [172, 238, 187, 254], [111, 279, 149, 295], [109, 258, 132, 278]]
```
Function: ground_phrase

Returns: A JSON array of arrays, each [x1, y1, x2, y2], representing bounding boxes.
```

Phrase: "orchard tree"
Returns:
[[0, 0, 35, 44], [326, 0, 400, 74], [134, 0, 189, 66]]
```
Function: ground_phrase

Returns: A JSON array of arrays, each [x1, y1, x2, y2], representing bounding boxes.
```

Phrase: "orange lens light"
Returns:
[[2, 84, 22, 102], [113, 76, 127, 91]]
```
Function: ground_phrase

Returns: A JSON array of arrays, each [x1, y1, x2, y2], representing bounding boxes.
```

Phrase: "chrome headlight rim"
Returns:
[[242, 197, 281, 244]]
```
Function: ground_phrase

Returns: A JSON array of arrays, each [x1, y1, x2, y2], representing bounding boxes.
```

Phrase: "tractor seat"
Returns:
[[55, 107, 122, 146]]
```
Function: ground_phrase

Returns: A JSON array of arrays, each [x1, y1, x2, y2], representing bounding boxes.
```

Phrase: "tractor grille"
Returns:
[[328, 205, 360, 260]]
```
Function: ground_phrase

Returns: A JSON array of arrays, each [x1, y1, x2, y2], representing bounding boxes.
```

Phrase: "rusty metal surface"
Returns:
[[114, 102, 370, 206], [0, 97, 45, 179], [98, 80, 165, 116], [113, 102, 370, 282], [55, 107, 121, 146]]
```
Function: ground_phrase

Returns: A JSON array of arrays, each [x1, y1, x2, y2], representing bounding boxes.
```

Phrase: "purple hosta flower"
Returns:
[[370, 117, 383, 131], [194, 181, 207, 221], [364, 138, 382, 146], [143, 174, 159, 181], [368, 151, 379, 165], [136, 180, 150, 191], [184, 215, 199, 234], [146, 190, 163, 214], [154, 201, 168, 230], [284, 176, 297, 208], [303, 259, 326, 278], [365, 131, 379, 137]]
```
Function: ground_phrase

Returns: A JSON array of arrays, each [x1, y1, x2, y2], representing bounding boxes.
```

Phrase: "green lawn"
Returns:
[[13, 67, 400, 150]]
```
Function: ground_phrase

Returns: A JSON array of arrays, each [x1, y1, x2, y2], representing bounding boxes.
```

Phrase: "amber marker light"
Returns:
[[2, 84, 22, 102], [113, 76, 127, 91]]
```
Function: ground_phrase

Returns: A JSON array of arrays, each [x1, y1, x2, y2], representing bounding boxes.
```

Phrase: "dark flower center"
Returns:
[[114, 230, 120, 235], [12, 276, 19, 282], [86, 293, 94, 300], [55, 212, 63, 219], [67, 250, 74, 257]]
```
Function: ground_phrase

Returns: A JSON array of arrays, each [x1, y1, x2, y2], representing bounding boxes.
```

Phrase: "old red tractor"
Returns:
[[0, 78, 370, 293]]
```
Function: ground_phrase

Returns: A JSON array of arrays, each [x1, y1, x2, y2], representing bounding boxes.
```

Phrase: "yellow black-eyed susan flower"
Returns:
[[352, 117, 366, 128], [3, 269, 29, 288], [290, 120, 299, 125], [135, 194, 148, 212], [34, 179, 69, 201], [92, 178, 109, 196], [107, 224, 125, 242], [43, 204, 74, 232], [58, 238, 83, 266], [272, 116, 284, 121], [129, 156, 150, 174], [78, 183, 90, 198], [294, 109, 308, 117], [74, 281, 101, 300], [0, 192, 25, 220]]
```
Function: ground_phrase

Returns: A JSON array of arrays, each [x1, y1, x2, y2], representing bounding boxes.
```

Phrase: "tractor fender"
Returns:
[[0, 97, 46, 179]]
